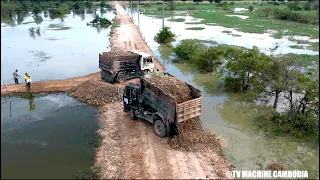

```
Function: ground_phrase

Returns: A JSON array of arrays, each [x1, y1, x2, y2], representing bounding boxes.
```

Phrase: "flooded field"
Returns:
[[1, 94, 99, 179], [127, 8, 318, 55], [128, 7, 319, 178], [1, 9, 115, 84]]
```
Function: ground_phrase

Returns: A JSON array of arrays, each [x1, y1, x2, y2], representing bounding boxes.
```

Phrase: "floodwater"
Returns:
[[1, 94, 99, 179], [127, 7, 319, 178], [1, 9, 115, 84], [127, 8, 319, 55]]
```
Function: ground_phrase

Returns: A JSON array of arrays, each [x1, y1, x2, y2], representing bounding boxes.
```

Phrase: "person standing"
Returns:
[[13, 69, 20, 84], [24, 73, 32, 90]]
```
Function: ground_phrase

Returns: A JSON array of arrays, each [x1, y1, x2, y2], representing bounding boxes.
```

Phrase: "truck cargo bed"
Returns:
[[99, 52, 140, 72], [141, 73, 202, 124]]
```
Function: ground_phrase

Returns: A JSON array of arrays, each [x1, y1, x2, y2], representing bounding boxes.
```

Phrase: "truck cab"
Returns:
[[128, 51, 154, 74]]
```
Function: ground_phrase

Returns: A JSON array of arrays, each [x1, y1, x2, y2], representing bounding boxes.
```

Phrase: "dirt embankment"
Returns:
[[94, 4, 232, 178], [2, 2, 232, 179]]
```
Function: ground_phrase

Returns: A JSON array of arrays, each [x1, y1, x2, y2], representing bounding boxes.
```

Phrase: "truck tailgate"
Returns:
[[176, 97, 202, 123]]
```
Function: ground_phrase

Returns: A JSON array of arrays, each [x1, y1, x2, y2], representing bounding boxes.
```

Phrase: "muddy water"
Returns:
[[1, 94, 99, 179], [128, 8, 319, 178], [1, 9, 115, 84]]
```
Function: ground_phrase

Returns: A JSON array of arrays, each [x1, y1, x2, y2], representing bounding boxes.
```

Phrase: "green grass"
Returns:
[[168, 18, 185, 22], [284, 53, 319, 67], [185, 22, 203, 24], [185, 27, 205, 30]]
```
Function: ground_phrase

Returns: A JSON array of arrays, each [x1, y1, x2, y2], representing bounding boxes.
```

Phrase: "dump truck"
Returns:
[[123, 73, 202, 137], [99, 51, 155, 83]]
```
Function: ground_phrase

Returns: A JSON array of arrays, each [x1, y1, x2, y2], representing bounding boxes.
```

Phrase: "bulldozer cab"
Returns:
[[123, 83, 140, 112]]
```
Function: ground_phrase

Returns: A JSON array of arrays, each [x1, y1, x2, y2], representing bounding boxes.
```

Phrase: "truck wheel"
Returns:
[[117, 74, 125, 83], [153, 119, 167, 138], [130, 108, 137, 120]]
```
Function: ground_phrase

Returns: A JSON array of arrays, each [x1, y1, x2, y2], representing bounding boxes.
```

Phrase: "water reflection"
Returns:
[[1, 8, 115, 82], [33, 15, 43, 24], [28, 97, 36, 111]]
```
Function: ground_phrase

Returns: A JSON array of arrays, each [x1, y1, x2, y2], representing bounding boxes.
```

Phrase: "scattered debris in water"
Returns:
[[29, 50, 52, 62], [47, 23, 71, 31]]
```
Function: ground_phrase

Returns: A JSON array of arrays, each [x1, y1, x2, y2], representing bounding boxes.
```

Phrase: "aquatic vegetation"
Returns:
[[88, 15, 112, 27]]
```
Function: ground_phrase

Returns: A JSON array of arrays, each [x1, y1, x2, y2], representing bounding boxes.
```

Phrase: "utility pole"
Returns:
[[138, 0, 140, 29], [162, 0, 164, 29]]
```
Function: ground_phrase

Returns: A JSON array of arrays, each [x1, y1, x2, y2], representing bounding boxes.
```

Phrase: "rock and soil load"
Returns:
[[147, 74, 193, 104], [68, 80, 123, 107]]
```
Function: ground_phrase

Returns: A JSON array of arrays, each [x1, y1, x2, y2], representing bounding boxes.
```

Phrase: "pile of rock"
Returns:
[[68, 80, 123, 107]]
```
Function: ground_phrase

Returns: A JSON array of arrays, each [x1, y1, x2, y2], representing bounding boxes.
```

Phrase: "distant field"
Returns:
[[134, 1, 319, 50]]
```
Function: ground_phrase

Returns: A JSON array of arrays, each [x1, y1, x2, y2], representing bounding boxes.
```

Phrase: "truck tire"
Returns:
[[153, 119, 167, 138], [130, 108, 137, 120], [117, 74, 125, 83]]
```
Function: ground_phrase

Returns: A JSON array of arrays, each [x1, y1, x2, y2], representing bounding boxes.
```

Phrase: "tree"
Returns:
[[194, 47, 223, 72], [32, 5, 42, 15], [209, 0, 214, 3], [169, 0, 175, 10], [223, 46, 272, 92], [249, 5, 254, 12], [259, 55, 297, 109]]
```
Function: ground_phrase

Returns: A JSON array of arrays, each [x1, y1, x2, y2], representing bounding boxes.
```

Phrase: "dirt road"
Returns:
[[95, 3, 231, 179], [1, 2, 231, 179], [96, 102, 231, 179]]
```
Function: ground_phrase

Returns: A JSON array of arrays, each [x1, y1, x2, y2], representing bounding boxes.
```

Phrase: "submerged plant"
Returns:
[[154, 26, 176, 44]]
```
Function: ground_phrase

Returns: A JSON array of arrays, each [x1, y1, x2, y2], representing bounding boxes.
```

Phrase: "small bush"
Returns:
[[223, 76, 242, 92], [304, 2, 315, 10], [273, 1, 280, 5], [173, 39, 205, 61], [155, 26, 175, 44], [259, 6, 274, 17], [143, 3, 151, 7], [229, 2, 235, 5], [249, 5, 254, 12], [272, 8, 318, 24], [270, 112, 319, 137], [287, 2, 301, 10]]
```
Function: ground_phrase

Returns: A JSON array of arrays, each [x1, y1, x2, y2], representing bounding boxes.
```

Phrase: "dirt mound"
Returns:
[[147, 74, 192, 104], [167, 117, 221, 152], [104, 49, 133, 57], [68, 80, 123, 107]]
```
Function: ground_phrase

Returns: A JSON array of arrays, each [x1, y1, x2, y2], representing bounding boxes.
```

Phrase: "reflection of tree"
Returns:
[[158, 44, 174, 66], [215, 94, 267, 129], [33, 14, 43, 24], [29, 97, 36, 112], [96, 26, 101, 34], [100, 7, 105, 16]]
